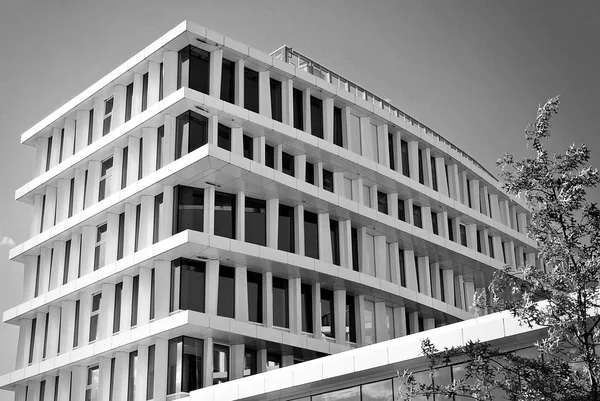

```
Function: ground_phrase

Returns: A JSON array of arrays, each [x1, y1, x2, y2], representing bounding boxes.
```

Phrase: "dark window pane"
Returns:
[[272, 277, 289, 328], [270, 79, 282, 122], [293, 88, 304, 130], [214, 192, 236, 239], [113, 282, 122, 333], [330, 219, 340, 266], [175, 186, 204, 233], [323, 169, 334, 192], [431, 156, 438, 191], [117, 213, 125, 261], [63, 240, 71, 285], [413, 205, 422, 228], [150, 268, 155, 320], [320, 288, 334, 338], [156, 125, 164, 170], [418, 149, 425, 184], [146, 345, 155, 400], [488, 236, 495, 258], [243, 350, 257, 377], [300, 284, 313, 333], [172, 259, 206, 313], [346, 296, 356, 342], [333, 106, 343, 147], [377, 191, 388, 214], [278, 204, 295, 253], [431, 212, 439, 235], [399, 249, 406, 287], [401, 140, 410, 177], [310, 96, 323, 139], [125, 83, 134, 122], [305, 162, 315, 185], [127, 352, 137, 401], [217, 124, 231, 151], [141, 73, 149, 112], [247, 271, 263, 324], [265, 144, 275, 168], [175, 111, 208, 159], [159, 62, 163, 101], [153, 193, 163, 244], [448, 218, 455, 242], [217, 266, 235, 318], [351, 227, 360, 272], [460, 224, 467, 246], [131, 275, 139, 326], [388, 133, 395, 171], [304, 211, 319, 259], [212, 344, 229, 385], [362, 379, 393, 401], [167, 337, 203, 394], [178, 46, 210, 94], [243, 135, 253, 160], [244, 68, 259, 113], [121, 147, 128, 189], [282, 152, 294, 176], [220, 59, 235, 103], [245, 197, 266, 246]]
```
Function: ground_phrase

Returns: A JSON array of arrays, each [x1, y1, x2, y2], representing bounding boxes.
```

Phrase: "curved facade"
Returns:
[[2, 21, 535, 401]]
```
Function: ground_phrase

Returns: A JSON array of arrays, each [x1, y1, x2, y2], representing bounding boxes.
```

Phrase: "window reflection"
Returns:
[[167, 336, 203, 395], [321, 288, 334, 339], [362, 379, 393, 401], [313, 386, 360, 401], [213, 344, 229, 385], [175, 111, 208, 160]]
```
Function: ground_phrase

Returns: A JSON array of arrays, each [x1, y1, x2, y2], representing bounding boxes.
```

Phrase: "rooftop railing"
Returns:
[[271, 45, 498, 183]]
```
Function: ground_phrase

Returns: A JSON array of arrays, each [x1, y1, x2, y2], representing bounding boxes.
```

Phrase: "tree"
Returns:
[[398, 97, 600, 401]]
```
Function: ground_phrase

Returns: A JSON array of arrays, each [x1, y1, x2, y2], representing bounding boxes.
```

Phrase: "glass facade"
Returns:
[[175, 111, 208, 159], [167, 336, 203, 395], [278, 204, 295, 253], [247, 271, 263, 324], [178, 45, 210, 94], [304, 210, 319, 259], [213, 344, 230, 385], [214, 191, 236, 239], [293, 88, 304, 130], [221, 59, 235, 103], [301, 283, 313, 333], [320, 288, 334, 339], [244, 68, 259, 113], [270, 78, 283, 122], [310, 96, 323, 139], [217, 265, 235, 318], [170, 258, 206, 313], [333, 106, 343, 147], [175, 186, 204, 233], [272, 276, 289, 328], [245, 197, 266, 246]]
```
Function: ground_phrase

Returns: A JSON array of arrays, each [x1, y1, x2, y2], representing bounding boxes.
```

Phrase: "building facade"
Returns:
[[1, 21, 536, 401]]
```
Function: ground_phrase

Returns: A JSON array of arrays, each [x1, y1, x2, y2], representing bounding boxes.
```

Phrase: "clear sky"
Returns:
[[0, 1, 598, 400]]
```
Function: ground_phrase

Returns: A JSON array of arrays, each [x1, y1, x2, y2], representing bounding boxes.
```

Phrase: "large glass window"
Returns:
[[304, 211, 319, 259], [175, 186, 204, 233], [293, 88, 304, 130], [388, 132, 396, 171], [401, 140, 410, 177], [377, 191, 388, 214], [94, 223, 107, 271], [413, 205, 423, 229], [153, 193, 163, 244], [351, 227, 359, 272], [213, 345, 229, 385], [121, 146, 128, 189], [117, 212, 125, 261], [73, 301, 80, 348], [320, 288, 334, 339], [63, 239, 71, 285], [175, 111, 208, 159], [270, 79, 282, 122], [85, 366, 99, 401], [448, 218, 455, 242], [28, 318, 36, 364], [418, 149, 425, 185], [147, 345, 155, 400], [301, 283, 313, 333], [386, 306, 395, 340], [141, 73, 149, 112], [102, 97, 113, 136], [217, 266, 235, 318], [247, 271, 263, 324], [178, 45, 210, 94], [323, 169, 334, 192], [214, 192, 236, 239], [310, 96, 323, 139], [98, 157, 114, 201], [313, 386, 360, 401], [131, 275, 139, 327], [460, 224, 468, 246], [170, 258, 206, 313], [167, 337, 203, 395], [278, 204, 295, 253], [330, 219, 340, 266], [333, 106, 343, 147], [125, 83, 133, 123], [244, 68, 259, 113], [305, 162, 315, 185], [127, 351, 138, 401], [243, 135, 253, 160], [245, 197, 266, 246], [220, 59, 235, 104], [346, 296, 356, 343], [362, 379, 393, 401], [217, 124, 231, 151], [89, 293, 101, 342], [364, 300, 375, 345], [431, 156, 438, 191], [282, 152, 295, 177], [431, 211, 439, 235], [272, 277, 289, 328], [113, 282, 122, 333]]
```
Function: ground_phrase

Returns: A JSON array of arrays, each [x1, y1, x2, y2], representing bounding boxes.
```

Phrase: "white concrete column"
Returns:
[[59, 300, 76, 354], [38, 247, 52, 296], [135, 345, 149, 401], [203, 338, 214, 387], [295, 204, 304, 255], [489, 194, 501, 222], [205, 260, 219, 315], [73, 168, 86, 215], [154, 261, 170, 319], [378, 125, 390, 168], [25, 381, 40, 401], [138, 196, 154, 250], [14, 386, 26, 401], [128, 136, 142, 184], [458, 171, 468, 205], [282, 79, 293, 125], [209, 49, 223, 98], [408, 311, 419, 334], [63, 118, 76, 160], [302, 88, 311, 134], [113, 352, 129, 401], [68, 232, 81, 281], [417, 256, 431, 296], [374, 236, 387, 280], [57, 371, 72, 401], [120, 276, 133, 332], [163, 50, 178, 98], [85, 160, 101, 207], [31, 194, 44, 236], [333, 289, 346, 344], [323, 98, 334, 143], [45, 305, 61, 358], [142, 127, 158, 177], [235, 58, 244, 107], [50, 128, 62, 168], [430, 262, 441, 301], [435, 158, 449, 196], [32, 312, 46, 362], [49, 240, 65, 290], [439, 211, 449, 239], [289, 278, 301, 335], [113, 85, 127, 128], [359, 117, 373, 160], [34, 137, 48, 175], [388, 243, 401, 285], [80, 226, 96, 276], [92, 98, 104, 142], [98, 283, 115, 340], [235, 266, 248, 322], [469, 179, 481, 212], [153, 338, 168, 401], [147, 61, 161, 108], [454, 274, 466, 310], [43, 376, 57, 401], [266, 198, 278, 248], [466, 224, 478, 251], [16, 319, 31, 369], [43, 185, 57, 230], [75, 110, 90, 152], [464, 281, 476, 313], [395, 307, 407, 337], [407, 141, 419, 182], [105, 213, 119, 265], [374, 302, 388, 342], [204, 186, 215, 235], [235, 191, 245, 242], [55, 178, 70, 223], [354, 295, 365, 346], [98, 357, 112, 401], [258, 70, 272, 118], [132, 73, 144, 118], [138, 267, 152, 326], [23, 256, 37, 302], [421, 206, 433, 233], [318, 213, 332, 264], [492, 236, 504, 262], [311, 282, 322, 339], [517, 213, 528, 234], [263, 271, 273, 328], [447, 165, 460, 201], [339, 220, 352, 270], [423, 148, 433, 187], [78, 292, 92, 347], [231, 127, 243, 156], [160, 185, 174, 241], [403, 250, 418, 292], [499, 200, 510, 226]]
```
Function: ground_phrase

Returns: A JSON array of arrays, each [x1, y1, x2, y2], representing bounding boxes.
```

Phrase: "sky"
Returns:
[[0, 0, 599, 399]]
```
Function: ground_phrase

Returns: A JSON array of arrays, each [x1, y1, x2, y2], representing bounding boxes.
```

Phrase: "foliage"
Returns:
[[399, 97, 600, 400]]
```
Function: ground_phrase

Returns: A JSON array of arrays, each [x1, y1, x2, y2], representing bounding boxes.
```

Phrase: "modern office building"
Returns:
[[1, 21, 537, 401]]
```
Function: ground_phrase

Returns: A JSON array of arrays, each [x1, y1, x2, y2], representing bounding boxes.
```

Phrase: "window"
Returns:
[[89, 293, 101, 342], [282, 152, 295, 177], [266, 353, 281, 371], [113, 282, 122, 333], [401, 140, 410, 177], [488, 236, 495, 258], [388, 133, 395, 171], [278, 204, 295, 253], [146, 345, 155, 400], [134, 204, 141, 252], [247, 271, 263, 324], [323, 169, 334, 192], [178, 45, 210, 94], [243, 135, 253, 160], [94, 223, 107, 271], [68, 177, 75, 218], [34, 256, 41, 297], [418, 149, 425, 185], [138, 137, 143, 180], [301, 283, 313, 333], [333, 106, 343, 147], [270, 79, 282, 122], [141, 73, 149, 112], [330, 219, 340, 266], [86, 366, 99, 401], [217, 266, 235, 318], [125, 83, 134, 122], [477, 230, 483, 253], [466, 179, 472, 208], [127, 351, 138, 401], [167, 337, 204, 394], [45, 136, 53, 171], [448, 218, 455, 242], [265, 144, 275, 168], [351, 227, 359, 272], [40, 194, 46, 232], [98, 157, 114, 201], [364, 300, 375, 345], [63, 240, 71, 285], [153, 193, 163, 244], [213, 344, 230, 385], [214, 192, 236, 239], [398, 248, 406, 287], [431, 211, 439, 235], [414, 255, 421, 292], [364, 234, 375, 276], [398, 199, 406, 222], [59, 129, 64, 164], [321, 289, 334, 338], [102, 97, 113, 136], [386, 306, 395, 340], [28, 318, 36, 364], [439, 269, 446, 302], [39, 380, 46, 401], [245, 197, 266, 246], [243, 349, 257, 377], [117, 213, 125, 260], [244, 68, 259, 113], [131, 275, 139, 327], [73, 300, 80, 348], [293, 88, 303, 130], [377, 191, 388, 214], [272, 277, 289, 328], [121, 147, 128, 189], [159, 62, 163, 100], [217, 124, 231, 151], [413, 205, 422, 228], [305, 162, 315, 185], [175, 111, 208, 159], [460, 224, 467, 246], [42, 313, 49, 359], [431, 156, 438, 191], [304, 210, 319, 259], [363, 185, 371, 208], [170, 259, 205, 313], [175, 186, 204, 233], [346, 296, 356, 343], [150, 268, 155, 320], [156, 125, 165, 170], [310, 96, 323, 139], [221, 59, 235, 103]]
